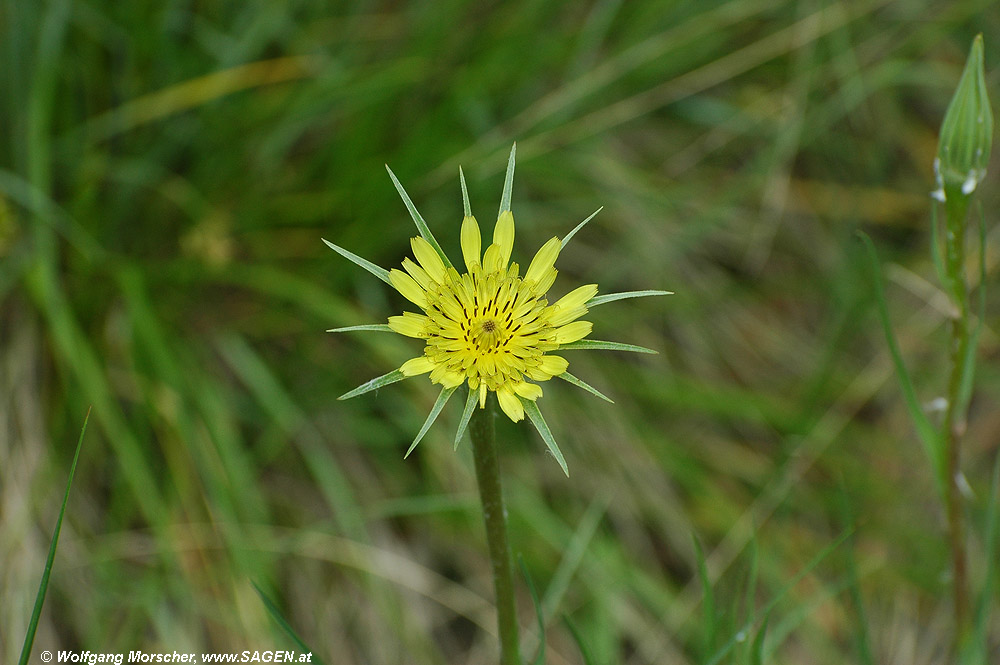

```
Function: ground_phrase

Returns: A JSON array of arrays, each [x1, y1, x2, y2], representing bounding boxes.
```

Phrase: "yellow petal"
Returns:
[[461, 215, 481, 271], [525, 237, 561, 285], [479, 382, 488, 408], [402, 258, 433, 291], [482, 243, 504, 274], [411, 237, 446, 283], [513, 381, 542, 400], [493, 210, 515, 267], [496, 386, 524, 422], [553, 284, 598, 311], [538, 355, 568, 377], [553, 321, 592, 344], [389, 269, 428, 308], [400, 356, 435, 376], [388, 312, 428, 338]]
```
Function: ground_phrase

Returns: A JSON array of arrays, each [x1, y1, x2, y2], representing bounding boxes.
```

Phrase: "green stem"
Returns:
[[470, 395, 521, 665], [942, 189, 970, 649]]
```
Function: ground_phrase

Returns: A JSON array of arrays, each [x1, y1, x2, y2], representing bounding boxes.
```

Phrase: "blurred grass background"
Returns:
[[2, 0, 1000, 663]]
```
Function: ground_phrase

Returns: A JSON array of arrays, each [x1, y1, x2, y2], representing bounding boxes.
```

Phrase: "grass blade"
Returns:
[[557, 371, 614, 403], [521, 398, 569, 476], [857, 231, 945, 494], [321, 238, 391, 285], [693, 535, 717, 659], [385, 165, 453, 268], [750, 613, 771, 665], [586, 290, 672, 308], [559, 339, 657, 354], [563, 616, 598, 665], [561, 207, 602, 248], [251, 581, 326, 665], [454, 385, 478, 450], [19, 408, 90, 665], [339, 369, 407, 400], [406, 386, 457, 457], [326, 324, 393, 333], [518, 555, 546, 665], [499, 143, 516, 215]]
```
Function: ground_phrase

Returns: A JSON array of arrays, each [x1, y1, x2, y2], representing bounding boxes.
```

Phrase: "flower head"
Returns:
[[325, 145, 669, 473]]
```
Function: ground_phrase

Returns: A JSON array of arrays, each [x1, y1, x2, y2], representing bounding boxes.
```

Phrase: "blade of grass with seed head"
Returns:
[[19, 408, 90, 665]]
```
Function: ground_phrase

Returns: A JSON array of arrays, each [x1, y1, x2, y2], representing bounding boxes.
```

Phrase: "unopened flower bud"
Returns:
[[934, 34, 993, 202]]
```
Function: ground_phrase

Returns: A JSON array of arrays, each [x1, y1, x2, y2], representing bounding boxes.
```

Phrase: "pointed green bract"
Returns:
[[326, 324, 393, 333], [559, 339, 657, 354], [557, 371, 614, 403], [385, 165, 454, 269], [586, 289, 673, 308], [454, 386, 478, 450], [521, 398, 568, 476], [19, 409, 90, 665], [322, 238, 391, 285], [459, 166, 472, 217], [561, 207, 602, 248], [499, 143, 516, 215], [339, 369, 407, 400], [406, 386, 457, 457]]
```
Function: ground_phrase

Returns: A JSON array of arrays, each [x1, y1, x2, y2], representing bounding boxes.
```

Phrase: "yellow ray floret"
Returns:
[[386, 211, 595, 422]]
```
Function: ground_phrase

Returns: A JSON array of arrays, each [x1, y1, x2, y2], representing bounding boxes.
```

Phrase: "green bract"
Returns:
[[935, 34, 994, 201]]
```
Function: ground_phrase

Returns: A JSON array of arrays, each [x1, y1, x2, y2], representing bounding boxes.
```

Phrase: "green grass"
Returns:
[[2, 1, 999, 662]]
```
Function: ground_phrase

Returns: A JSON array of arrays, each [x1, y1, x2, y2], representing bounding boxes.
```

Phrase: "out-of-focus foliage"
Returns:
[[2, 1, 998, 663]]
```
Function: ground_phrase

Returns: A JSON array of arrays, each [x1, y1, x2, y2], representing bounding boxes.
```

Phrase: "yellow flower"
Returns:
[[325, 145, 669, 473]]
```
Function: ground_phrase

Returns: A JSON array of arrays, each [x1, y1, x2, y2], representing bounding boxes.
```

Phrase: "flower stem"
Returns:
[[470, 395, 521, 665], [942, 190, 971, 649]]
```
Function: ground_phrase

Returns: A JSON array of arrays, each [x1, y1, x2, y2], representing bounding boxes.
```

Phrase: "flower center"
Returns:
[[473, 317, 505, 351]]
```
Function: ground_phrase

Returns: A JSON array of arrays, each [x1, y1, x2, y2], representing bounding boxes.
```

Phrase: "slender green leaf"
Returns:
[[499, 143, 516, 215], [968, 452, 1000, 663], [321, 238, 391, 285], [750, 614, 770, 665], [251, 581, 326, 665], [693, 535, 717, 659], [518, 555, 546, 665], [339, 369, 407, 400], [705, 529, 853, 665], [836, 482, 874, 665], [521, 398, 568, 476], [561, 207, 602, 248], [541, 493, 610, 619], [406, 386, 457, 457], [559, 339, 657, 354], [454, 386, 478, 450], [326, 324, 393, 333], [562, 616, 597, 665], [930, 205, 948, 290], [857, 231, 945, 495], [19, 408, 90, 665], [459, 166, 472, 217], [557, 371, 614, 403], [586, 289, 672, 308], [385, 165, 453, 268]]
